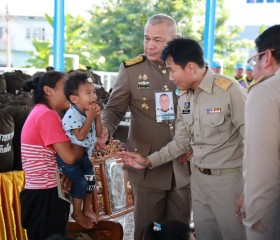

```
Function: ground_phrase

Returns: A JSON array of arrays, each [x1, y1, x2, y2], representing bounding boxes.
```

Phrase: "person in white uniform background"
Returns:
[[243, 24, 280, 240]]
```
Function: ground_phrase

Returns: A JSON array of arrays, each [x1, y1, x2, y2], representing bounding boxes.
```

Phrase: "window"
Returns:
[[26, 28, 31, 39], [32, 28, 45, 40]]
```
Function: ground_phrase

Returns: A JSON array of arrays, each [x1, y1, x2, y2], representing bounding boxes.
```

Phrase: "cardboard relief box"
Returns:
[[91, 138, 134, 219]]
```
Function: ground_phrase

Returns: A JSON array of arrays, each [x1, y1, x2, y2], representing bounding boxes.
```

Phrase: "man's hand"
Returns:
[[115, 151, 151, 169], [95, 126, 109, 149], [251, 220, 267, 232], [177, 149, 193, 164], [235, 194, 246, 223]]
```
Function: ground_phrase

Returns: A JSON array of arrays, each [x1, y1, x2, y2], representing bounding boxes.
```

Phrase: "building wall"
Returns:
[[0, 15, 52, 67], [225, 0, 280, 27]]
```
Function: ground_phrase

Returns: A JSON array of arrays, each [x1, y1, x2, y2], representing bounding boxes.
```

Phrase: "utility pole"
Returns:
[[53, 0, 65, 72], [203, 0, 217, 68], [5, 4, 12, 68]]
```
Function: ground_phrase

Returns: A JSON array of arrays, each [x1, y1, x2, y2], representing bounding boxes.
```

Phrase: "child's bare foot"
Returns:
[[71, 211, 93, 229], [84, 209, 98, 224]]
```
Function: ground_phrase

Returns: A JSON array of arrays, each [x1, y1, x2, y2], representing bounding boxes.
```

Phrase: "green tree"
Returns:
[[25, 13, 92, 71], [87, 0, 206, 71], [25, 39, 52, 68], [86, 0, 254, 73], [213, 0, 254, 76], [25, 0, 254, 74]]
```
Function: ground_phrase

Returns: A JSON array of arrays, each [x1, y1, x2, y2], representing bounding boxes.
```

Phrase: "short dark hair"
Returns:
[[161, 38, 205, 69], [64, 71, 92, 102], [23, 71, 66, 105], [255, 24, 280, 64]]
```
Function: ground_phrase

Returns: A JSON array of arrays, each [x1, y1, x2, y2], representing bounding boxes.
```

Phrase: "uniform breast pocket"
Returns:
[[202, 114, 230, 144], [184, 115, 194, 127], [182, 115, 194, 137]]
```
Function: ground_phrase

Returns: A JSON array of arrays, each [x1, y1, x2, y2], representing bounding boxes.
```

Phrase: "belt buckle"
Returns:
[[199, 167, 212, 175]]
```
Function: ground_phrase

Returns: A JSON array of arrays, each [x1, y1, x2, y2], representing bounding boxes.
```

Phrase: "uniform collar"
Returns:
[[144, 54, 166, 71], [197, 67, 215, 95]]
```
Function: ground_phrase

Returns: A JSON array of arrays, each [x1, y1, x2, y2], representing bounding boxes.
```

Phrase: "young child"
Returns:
[[56, 71, 102, 229], [141, 220, 194, 240]]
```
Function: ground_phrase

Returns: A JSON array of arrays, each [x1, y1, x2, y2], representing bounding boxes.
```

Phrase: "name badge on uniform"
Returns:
[[182, 101, 190, 114], [206, 108, 221, 114], [155, 91, 175, 122]]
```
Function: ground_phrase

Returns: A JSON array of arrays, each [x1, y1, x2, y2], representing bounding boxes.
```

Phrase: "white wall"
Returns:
[[225, 0, 280, 26]]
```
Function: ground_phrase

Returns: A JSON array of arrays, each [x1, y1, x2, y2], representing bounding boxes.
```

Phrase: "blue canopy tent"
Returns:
[[53, 0, 216, 71]]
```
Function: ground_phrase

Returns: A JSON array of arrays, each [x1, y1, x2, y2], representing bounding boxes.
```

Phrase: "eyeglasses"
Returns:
[[247, 49, 275, 67]]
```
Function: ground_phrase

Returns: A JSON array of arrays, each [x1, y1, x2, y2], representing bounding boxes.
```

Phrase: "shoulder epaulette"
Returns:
[[248, 74, 275, 92], [215, 77, 233, 91], [123, 55, 146, 68]]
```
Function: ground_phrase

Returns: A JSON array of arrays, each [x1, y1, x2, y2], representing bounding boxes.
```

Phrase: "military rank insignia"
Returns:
[[141, 97, 149, 111], [137, 74, 151, 89], [123, 55, 145, 68], [206, 108, 221, 114]]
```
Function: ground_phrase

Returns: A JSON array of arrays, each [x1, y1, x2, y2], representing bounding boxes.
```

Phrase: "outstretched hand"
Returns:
[[95, 126, 109, 149], [115, 151, 152, 169]]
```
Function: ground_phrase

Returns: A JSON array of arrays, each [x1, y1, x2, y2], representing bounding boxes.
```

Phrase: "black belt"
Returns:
[[197, 166, 242, 176]]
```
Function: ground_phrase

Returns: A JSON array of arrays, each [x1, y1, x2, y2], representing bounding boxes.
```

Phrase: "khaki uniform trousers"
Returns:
[[246, 227, 280, 240], [191, 166, 246, 240], [132, 180, 191, 240]]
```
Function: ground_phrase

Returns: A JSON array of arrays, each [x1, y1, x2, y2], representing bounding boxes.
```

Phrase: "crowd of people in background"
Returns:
[[211, 61, 255, 90]]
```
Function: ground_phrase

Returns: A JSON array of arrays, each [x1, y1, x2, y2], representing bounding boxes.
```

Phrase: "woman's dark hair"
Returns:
[[23, 71, 66, 105]]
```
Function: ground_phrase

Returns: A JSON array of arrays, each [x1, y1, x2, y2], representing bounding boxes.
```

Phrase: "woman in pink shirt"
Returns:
[[20, 71, 95, 240]]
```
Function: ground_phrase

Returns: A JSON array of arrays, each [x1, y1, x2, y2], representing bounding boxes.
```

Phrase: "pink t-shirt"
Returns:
[[21, 104, 70, 189]]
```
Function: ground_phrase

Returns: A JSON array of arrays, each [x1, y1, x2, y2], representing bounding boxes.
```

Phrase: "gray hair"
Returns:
[[145, 14, 177, 36]]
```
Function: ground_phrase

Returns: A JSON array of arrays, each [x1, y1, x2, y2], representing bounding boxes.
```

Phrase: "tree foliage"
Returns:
[[25, 0, 254, 74]]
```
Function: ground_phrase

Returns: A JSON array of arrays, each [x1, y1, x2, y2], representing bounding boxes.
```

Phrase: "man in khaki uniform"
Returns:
[[243, 25, 280, 240], [117, 38, 247, 240], [101, 14, 191, 240]]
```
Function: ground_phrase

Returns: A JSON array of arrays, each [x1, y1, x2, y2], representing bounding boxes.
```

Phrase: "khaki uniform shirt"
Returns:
[[149, 68, 247, 169], [102, 55, 190, 189], [243, 69, 280, 232]]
